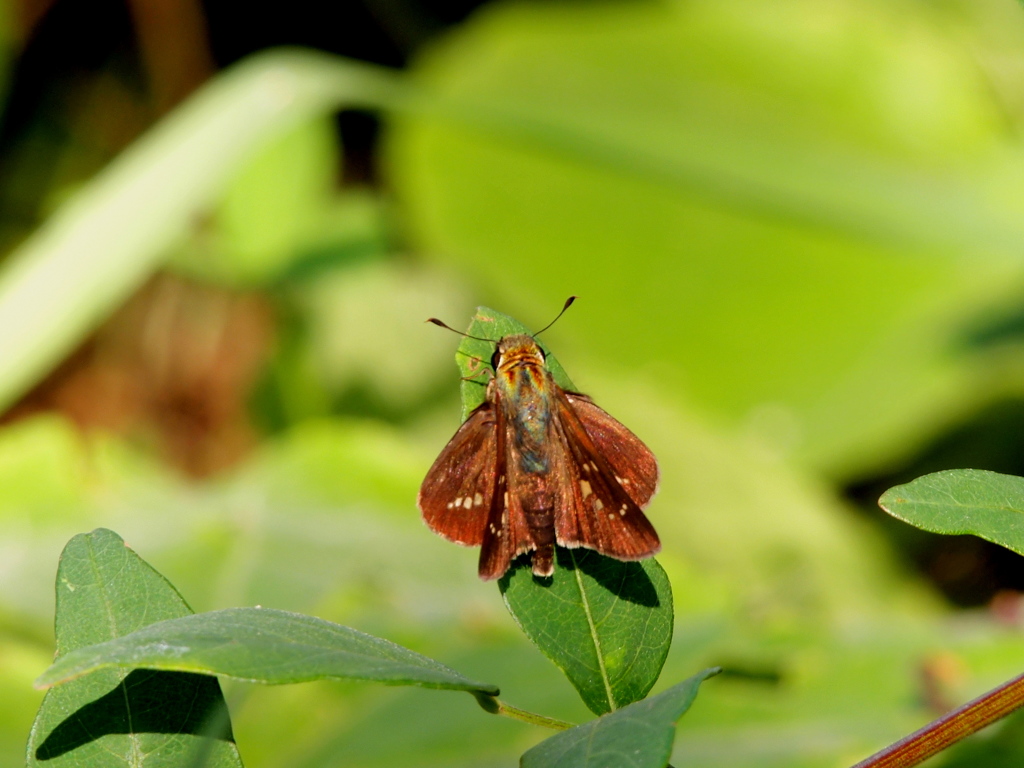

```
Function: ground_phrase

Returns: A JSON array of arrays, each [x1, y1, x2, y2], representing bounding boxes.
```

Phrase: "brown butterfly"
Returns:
[[418, 298, 660, 580]]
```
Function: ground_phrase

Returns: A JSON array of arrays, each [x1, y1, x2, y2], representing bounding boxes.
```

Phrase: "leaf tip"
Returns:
[[877, 488, 905, 513], [472, 691, 500, 714], [32, 673, 56, 690]]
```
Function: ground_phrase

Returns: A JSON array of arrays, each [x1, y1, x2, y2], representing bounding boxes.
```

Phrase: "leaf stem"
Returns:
[[851, 670, 1024, 768], [472, 692, 574, 731]]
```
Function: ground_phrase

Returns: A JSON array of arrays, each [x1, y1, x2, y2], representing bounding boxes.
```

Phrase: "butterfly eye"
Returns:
[[490, 348, 501, 370], [538, 346, 547, 361]]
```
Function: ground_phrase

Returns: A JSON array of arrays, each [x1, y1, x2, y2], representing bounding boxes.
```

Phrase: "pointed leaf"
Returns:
[[27, 528, 241, 767], [36, 606, 499, 696], [520, 668, 719, 768], [456, 304, 574, 420], [501, 549, 673, 715], [879, 469, 1024, 555]]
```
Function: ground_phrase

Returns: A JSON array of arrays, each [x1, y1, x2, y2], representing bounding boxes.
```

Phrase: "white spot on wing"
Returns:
[[453, 497, 462, 509], [594, 499, 604, 511], [580, 480, 592, 499], [474, 493, 484, 506], [463, 497, 473, 509]]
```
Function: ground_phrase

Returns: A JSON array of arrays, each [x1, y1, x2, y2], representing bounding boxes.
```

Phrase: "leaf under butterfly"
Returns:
[[501, 548, 673, 715]]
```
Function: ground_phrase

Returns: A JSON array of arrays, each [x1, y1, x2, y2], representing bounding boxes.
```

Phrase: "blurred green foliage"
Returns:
[[4, 0, 1024, 765]]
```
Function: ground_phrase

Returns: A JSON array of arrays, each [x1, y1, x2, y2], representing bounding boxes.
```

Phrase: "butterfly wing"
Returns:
[[553, 390, 661, 559], [563, 392, 659, 506], [475, 405, 516, 581], [418, 402, 498, 546]]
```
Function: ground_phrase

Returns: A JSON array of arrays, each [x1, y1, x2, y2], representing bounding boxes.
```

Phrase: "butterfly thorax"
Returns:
[[492, 335, 554, 475]]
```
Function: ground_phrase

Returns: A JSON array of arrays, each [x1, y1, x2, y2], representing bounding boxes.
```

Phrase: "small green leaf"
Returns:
[[27, 528, 241, 768], [501, 550, 673, 716], [520, 668, 719, 768], [456, 305, 573, 421], [879, 469, 1024, 556], [36, 606, 499, 697]]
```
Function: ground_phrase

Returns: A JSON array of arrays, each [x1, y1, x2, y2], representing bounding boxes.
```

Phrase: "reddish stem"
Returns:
[[851, 670, 1024, 768]]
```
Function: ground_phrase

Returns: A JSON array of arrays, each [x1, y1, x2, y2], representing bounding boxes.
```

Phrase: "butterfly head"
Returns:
[[426, 296, 575, 386], [491, 334, 546, 373]]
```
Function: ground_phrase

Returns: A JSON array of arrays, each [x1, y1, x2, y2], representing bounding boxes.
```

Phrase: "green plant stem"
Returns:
[[472, 692, 574, 731], [851, 671, 1024, 768]]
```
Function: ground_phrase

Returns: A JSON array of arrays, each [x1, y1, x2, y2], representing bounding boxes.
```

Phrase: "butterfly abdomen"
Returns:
[[520, 481, 556, 578]]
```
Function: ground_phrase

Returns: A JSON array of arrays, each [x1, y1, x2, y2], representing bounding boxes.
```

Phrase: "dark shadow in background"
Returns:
[[845, 398, 1024, 607]]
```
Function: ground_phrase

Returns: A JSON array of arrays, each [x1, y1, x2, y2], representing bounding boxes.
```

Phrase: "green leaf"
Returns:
[[27, 528, 241, 768], [879, 469, 1024, 556], [501, 550, 673, 716], [520, 668, 719, 768], [36, 606, 499, 697], [456, 304, 574, 421]]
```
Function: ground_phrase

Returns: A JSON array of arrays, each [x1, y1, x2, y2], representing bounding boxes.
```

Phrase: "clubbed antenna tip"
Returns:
[[533, 295, 579, 337], [426, 317, 494, 343]]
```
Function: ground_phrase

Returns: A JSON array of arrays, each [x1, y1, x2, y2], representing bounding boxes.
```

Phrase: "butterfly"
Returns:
[[418, 298, 660, 580]]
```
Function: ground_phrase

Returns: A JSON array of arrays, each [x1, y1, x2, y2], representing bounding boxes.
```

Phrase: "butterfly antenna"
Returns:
[[532, 296, 577, 337], [425, 317, 494, 343]]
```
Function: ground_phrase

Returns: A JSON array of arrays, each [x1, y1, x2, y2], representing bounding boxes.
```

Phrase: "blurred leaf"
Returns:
[[501, 551, 673, 716], [245, 418, 425, 510], [0, 50, 401, 414], [171, 117, 341, 286], [521, 667, 718, 768], [216, 117, 336, 279], [297, 261, 472, 412], [388, 0, 1024, 475], [0, 416, 89, 522], [880, 468, 1024, 555], [37, 605, 500, 697], [456, 304, 574, 421], [27, 528, 240, 767]]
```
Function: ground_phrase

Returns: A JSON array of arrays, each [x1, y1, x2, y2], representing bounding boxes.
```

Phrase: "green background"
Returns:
[[5, 0, 1024, 765]]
